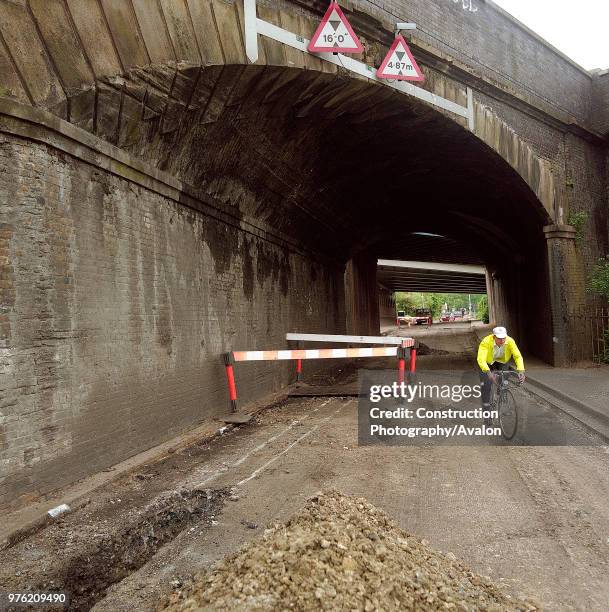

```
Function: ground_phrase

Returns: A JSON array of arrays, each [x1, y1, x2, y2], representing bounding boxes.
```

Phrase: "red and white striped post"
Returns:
[[408, 345, 417, 382], [397, 345, 406, 384], [223, 352, 238, 413], [295, 340, 303, 382]]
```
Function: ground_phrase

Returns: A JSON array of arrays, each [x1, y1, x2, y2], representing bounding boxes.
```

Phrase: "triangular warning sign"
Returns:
[[308, 2, 363, 54], [377, 35, 424, 82]]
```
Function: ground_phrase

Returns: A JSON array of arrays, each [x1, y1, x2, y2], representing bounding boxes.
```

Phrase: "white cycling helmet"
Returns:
[[493, 326, 508, 339]]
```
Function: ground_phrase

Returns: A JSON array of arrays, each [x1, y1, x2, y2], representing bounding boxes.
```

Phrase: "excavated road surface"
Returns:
[[93, 385, 609, 611], [2, 356, 609, 611]]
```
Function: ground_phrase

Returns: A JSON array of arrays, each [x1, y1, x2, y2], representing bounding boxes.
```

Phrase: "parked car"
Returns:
[[414, 308, 432, 325], [440, 313, 455, 322]]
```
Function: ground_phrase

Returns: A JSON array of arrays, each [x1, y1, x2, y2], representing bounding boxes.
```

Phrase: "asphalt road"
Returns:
[[92, 389, 609, 611]]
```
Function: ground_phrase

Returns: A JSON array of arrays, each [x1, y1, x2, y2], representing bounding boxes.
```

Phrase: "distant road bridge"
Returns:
[[377, 260, 486, 294]]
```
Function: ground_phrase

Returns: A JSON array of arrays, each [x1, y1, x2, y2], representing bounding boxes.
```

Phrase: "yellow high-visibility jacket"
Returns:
[[477, 334, 525, 372]]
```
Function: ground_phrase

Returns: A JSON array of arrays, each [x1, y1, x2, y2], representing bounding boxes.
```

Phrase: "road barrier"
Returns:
[[285, 333, 415, 384], [223, 335, 417, 414]]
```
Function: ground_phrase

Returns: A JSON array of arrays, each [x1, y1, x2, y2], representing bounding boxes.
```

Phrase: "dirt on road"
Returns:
[[163, 490, 538, 611], [2, 349, 609, 611]]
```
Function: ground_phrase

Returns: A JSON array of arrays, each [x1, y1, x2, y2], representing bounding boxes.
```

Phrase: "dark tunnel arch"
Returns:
[[102, 65, 552, 251], [98, 63, 555, 360], [115, 66, 551, 358], [25, 59, 555, 360]]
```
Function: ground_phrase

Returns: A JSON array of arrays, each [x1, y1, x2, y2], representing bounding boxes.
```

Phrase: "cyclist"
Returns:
[[477, 326, 525, 417]]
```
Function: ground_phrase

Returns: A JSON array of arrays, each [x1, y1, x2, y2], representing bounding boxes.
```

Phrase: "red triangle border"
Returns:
[[377, 35, 425, 82], [307, 2, 363, 54]]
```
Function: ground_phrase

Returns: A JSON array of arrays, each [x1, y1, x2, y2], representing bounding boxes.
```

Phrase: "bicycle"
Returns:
[[488, 370, 521, 440]]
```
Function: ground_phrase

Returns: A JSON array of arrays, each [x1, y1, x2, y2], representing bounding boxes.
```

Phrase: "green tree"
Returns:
[[478, 296, 489, 324], [567, 211, 588, 247], [429, 294, 443, 319], [393, 292, 487, 319], [394, 292, 417, 314]]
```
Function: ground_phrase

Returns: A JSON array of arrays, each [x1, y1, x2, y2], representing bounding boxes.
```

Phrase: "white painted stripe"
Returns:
[[305, 349, 320, 359], [237, 401, 349, 486], [359, 348, 373, 357], [194, 399, 333, 488], [247, 351, 265, 360], [467, 87, 475, 131], [332, 348, 347, 358], [277, 350, 292, 360]]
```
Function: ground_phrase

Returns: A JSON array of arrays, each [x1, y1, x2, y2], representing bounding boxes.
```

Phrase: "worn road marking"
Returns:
[[195, 398, 334, 488], [236, 400, 351, 487]]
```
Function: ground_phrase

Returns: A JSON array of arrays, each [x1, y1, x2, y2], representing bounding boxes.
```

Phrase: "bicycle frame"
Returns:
[[488, 371, 517, 413], [489, 370, 520, 440]]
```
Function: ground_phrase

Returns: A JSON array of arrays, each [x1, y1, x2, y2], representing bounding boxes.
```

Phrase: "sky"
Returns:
[[492, 0, 609, 70]]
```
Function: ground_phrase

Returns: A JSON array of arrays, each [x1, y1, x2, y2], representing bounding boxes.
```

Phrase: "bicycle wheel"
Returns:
[[498, 389, 518, 440]]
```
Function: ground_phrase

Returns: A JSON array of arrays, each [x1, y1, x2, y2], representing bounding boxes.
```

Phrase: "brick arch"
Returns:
[[0, 0, 554, 221]]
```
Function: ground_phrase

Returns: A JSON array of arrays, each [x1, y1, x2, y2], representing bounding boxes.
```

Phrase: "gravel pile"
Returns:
[[162, 491, 538, 611]]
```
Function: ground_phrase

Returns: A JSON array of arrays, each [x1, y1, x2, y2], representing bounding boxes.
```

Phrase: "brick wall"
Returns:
[[325, 0, 594, 124], [378, 286, 395, 328], [344, 252, 380, 336], [0, 133, 345, 510], [591, 71, 609, 135], [472, 89, 608, 285]]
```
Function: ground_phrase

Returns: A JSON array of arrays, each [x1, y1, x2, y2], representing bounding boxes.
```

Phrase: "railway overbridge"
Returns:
[[1, 0, 607, 506]]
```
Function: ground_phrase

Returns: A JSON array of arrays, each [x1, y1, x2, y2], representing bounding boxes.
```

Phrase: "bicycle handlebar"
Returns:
[[496, 370, 519, 377], [493, 370, 523, 385]]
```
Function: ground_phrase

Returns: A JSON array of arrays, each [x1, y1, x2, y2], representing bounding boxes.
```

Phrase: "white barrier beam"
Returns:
[[286, 333, 411, 345], [232, 346, 413, 361], [378, 259, 486, 275]]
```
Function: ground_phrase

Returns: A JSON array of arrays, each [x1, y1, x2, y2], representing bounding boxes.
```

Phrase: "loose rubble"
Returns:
[[162, 491, 539, 611]]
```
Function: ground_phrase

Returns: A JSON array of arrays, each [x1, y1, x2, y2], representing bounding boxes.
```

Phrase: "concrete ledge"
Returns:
[[526, 373, 609, 424], [525, 374, 609, 441], [543, 224, 577, 240]]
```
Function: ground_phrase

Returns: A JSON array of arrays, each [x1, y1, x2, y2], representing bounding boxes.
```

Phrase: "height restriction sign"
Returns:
[[376, 35, 424, 82], [308, 2, 363, 53]]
